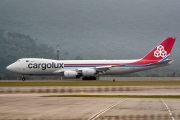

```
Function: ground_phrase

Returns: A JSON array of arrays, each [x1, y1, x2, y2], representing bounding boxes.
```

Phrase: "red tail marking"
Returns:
[[142, 37, 176, 61]]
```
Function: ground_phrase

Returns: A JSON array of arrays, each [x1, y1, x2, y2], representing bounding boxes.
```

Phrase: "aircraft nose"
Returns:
[[6, 64, 13, 71]]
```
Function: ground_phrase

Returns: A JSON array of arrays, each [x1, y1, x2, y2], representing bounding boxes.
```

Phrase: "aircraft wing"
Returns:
[[94, 65, 121, 72], [53, 65, 121, 74]]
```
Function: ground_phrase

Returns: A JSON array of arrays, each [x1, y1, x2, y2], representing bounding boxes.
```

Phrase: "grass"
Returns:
[[43, 95, 180, 99], [0, 80, 180, 86]]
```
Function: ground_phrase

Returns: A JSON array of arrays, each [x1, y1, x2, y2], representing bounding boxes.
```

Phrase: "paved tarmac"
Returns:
[[96, 98, 180, 120], [0, 86, 180, 120]]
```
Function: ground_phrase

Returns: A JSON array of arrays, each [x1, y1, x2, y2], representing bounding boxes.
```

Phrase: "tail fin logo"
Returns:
[[154, 45, 167, 58]]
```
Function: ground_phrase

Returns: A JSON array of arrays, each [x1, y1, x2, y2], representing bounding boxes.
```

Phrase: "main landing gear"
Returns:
[[22, 76, 25, 81], [82, 76, 97, 80]]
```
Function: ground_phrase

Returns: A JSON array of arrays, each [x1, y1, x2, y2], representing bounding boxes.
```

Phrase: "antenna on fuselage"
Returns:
[[57, 45, 59, 60]]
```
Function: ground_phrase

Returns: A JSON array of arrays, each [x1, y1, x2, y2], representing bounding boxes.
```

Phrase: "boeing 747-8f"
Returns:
[[6, 37, 176, 80]]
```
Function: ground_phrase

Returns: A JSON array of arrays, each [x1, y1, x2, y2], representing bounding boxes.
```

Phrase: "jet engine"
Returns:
[[82, 69, 96, 76], [64, 71, 78, 78]]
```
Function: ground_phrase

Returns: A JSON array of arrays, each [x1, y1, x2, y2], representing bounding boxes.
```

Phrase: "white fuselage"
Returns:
[[6, 58, 171, 76]]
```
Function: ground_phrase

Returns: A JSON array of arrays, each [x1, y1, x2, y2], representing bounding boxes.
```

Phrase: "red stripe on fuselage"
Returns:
[[64, 64, 121, 66]]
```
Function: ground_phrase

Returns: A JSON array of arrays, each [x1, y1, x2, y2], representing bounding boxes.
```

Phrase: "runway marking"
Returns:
[[161, 99, 175, 120], [88, 99, 127, 120]]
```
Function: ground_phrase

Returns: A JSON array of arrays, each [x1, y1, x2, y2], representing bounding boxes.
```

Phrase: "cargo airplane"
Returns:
[[6, 37, 176, 80]]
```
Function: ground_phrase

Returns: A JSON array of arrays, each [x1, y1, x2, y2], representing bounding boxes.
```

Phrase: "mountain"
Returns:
[[0, 29, 55, 78]]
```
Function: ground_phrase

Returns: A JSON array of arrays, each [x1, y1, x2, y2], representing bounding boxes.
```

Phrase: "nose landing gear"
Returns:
[[22, 76, 25, 81]]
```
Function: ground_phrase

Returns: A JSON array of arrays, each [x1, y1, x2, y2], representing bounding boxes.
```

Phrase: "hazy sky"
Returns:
[[0, 0, 180, 61]]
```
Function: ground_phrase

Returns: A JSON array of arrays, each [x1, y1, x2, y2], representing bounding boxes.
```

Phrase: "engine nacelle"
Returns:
[[82, 69, 96, 76], [64, 71, 78, 78]]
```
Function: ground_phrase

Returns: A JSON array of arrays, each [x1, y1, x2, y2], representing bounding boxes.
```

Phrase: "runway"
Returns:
[[1, 86, 180, 95], [0, 86, 180, 120]]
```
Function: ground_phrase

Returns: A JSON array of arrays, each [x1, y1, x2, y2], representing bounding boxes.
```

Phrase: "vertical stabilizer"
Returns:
[[142, 37, 176, 61]]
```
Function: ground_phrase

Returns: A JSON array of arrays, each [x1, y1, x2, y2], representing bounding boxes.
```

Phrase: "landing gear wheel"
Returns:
[[22, 76, 25, 81], [82, 76, 96, 80]]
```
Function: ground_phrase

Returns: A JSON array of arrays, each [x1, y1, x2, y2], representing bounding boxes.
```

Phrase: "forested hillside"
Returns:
[[0, 29, 55, 78]]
